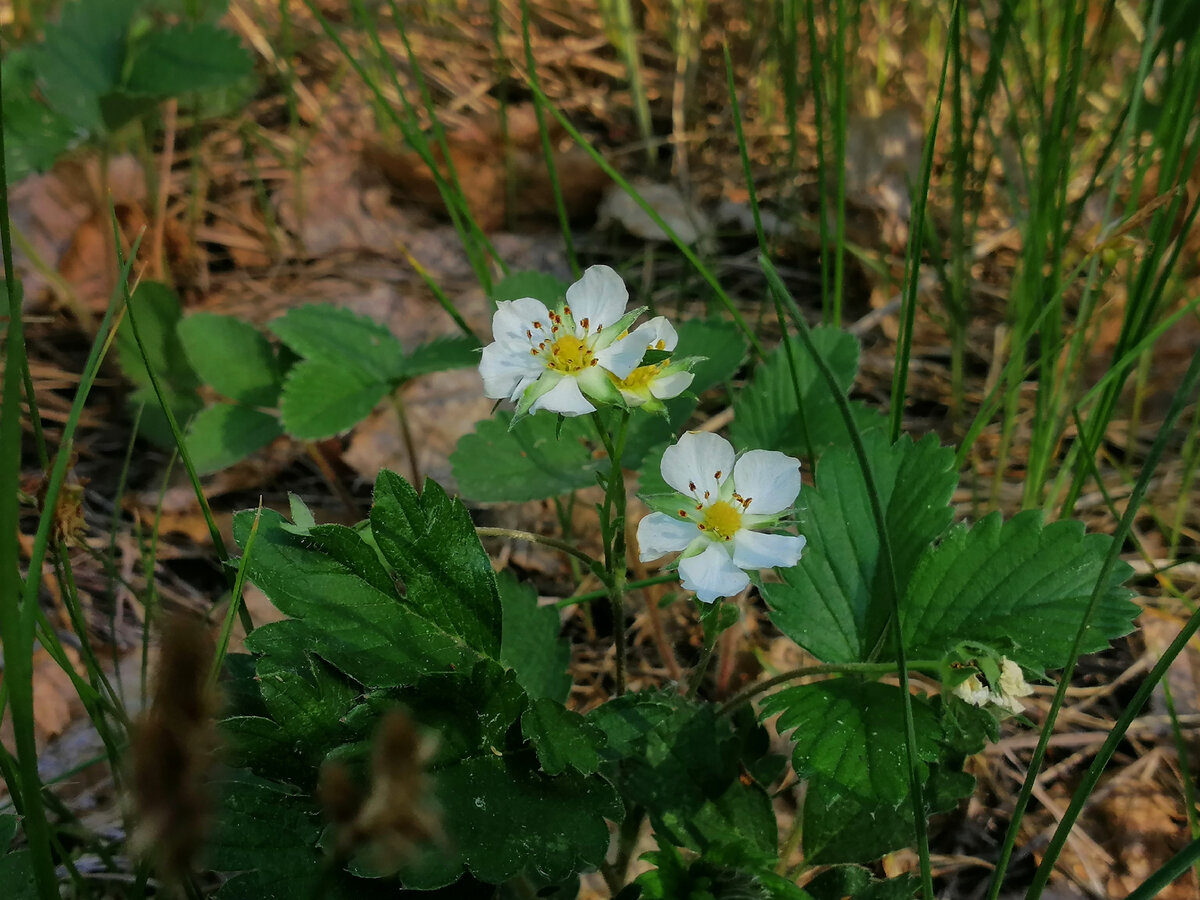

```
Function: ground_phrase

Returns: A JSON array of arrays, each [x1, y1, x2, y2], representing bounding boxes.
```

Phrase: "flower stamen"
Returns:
[[701, 501, 743, 542]]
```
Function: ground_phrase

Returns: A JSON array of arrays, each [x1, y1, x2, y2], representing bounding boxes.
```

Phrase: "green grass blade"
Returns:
[[519, 0, 579, 276], [760, 255, 933, 900], [528, 82, 765, 358], [890, 1, 953, 443], [1122, 837, 1200, 900], [991, 344, 1200, 899]]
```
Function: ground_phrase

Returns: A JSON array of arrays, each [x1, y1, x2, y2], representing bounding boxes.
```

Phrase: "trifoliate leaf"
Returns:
[[185, 404, 282, 474], [451, 412, 603, 503], [234, 508, 475, 689], [32, 0, 138, 132], [760, 680, 941, 804], [761, 432, 957, 664], [370, 472, 503, 659], [590, 692, 775, 858], [436, 755, 621, 884], [732, 327, 885, 464], [279, 360, 390, 440], [522, 698, 603, 775], [499, 572, 571, 702], [125, 23, 252, 96], [396, 334, 482, 380], [492, 271, 568, 305], [900, 511, 1138, 670], [178, 313, 283, 405], [269, 304, 405, 382]]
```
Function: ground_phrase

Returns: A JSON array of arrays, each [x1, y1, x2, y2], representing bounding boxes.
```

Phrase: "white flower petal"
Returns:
[[998, 657, 1034, 699], [731, 530, 806, 570], [733, 449, 803, 515], [649, 370, 694, 399], [479, 340, 543, 400], [492, 297, 552, 344], [628, 316, 678, 352], [565, 265, 628, 332], [660, 431, 735, 503], [952, 675, 989, 707], [594, 334, 648, 380], [528, 375, 595, 416], [678, 544, 750, 603], [636, 512, 699, 561]]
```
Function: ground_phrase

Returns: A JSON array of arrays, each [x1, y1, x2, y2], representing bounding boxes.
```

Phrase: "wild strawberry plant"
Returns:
[[201, 265, 1138, 898]]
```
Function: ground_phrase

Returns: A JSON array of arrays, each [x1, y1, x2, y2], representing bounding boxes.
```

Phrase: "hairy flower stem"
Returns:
[[475, 527, 601, 571], [592, 410, 631, 696], [716, 660, 944, 717]]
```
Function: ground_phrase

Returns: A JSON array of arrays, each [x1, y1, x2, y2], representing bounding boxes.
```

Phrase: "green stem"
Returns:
[[591, 410, 631, 695], [685, 639, 717, 701], [557, 572, 679, 607], [475, 527, 601, 572], [717, 660, 943, 717]]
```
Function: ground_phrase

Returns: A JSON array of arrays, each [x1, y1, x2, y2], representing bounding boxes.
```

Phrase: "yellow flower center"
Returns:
[[615, 362, 663, 392], [547, 334, 594, 373], [701, 501, 743, 541]]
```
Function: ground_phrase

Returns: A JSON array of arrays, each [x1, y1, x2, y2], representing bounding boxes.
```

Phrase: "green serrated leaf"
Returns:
[[491, 271, 568, 305], [522, 698, 602, 775], [127, 382, 204, 448], [178, 313, 282, 404], [590, 692, 774, 857], [185, 404, 281, 474], [269, 304, 405, 382], [762, 432, 957, 663], [498, 572, 571, 702], [125, 22, 252, 96], [802, 768, 974, 866], [731, 328, 886, 464], [211, 774, 372, 900], [2, 48, 78, 180], [437, 755, 621, 884], [117, 281, 201, 392], [676, 319, 748, 394], [761, 680, 941, 803], [288, 493, 316, 530], [805, 865, 918, 900], [900, 511, 1139, 670], [451, 412, 603, 503], [279, 360, 390, 440], [32, 0, 138, 132], [404, 660, 527, 762], [370, 472, 503, 659], [397, 334, 482, 380], [225, 624, 363, 784], [234, 509, 474, 688]]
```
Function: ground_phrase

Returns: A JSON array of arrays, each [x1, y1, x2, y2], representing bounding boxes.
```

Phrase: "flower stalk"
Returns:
[[593, 410, 631, 695]]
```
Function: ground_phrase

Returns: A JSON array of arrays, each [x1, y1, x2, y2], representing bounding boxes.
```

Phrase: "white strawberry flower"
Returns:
[[636, 431, 806, 603], [609, 316, 695, 413], [479, 265, 681, 418], [952, 656, 1034, 716]]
